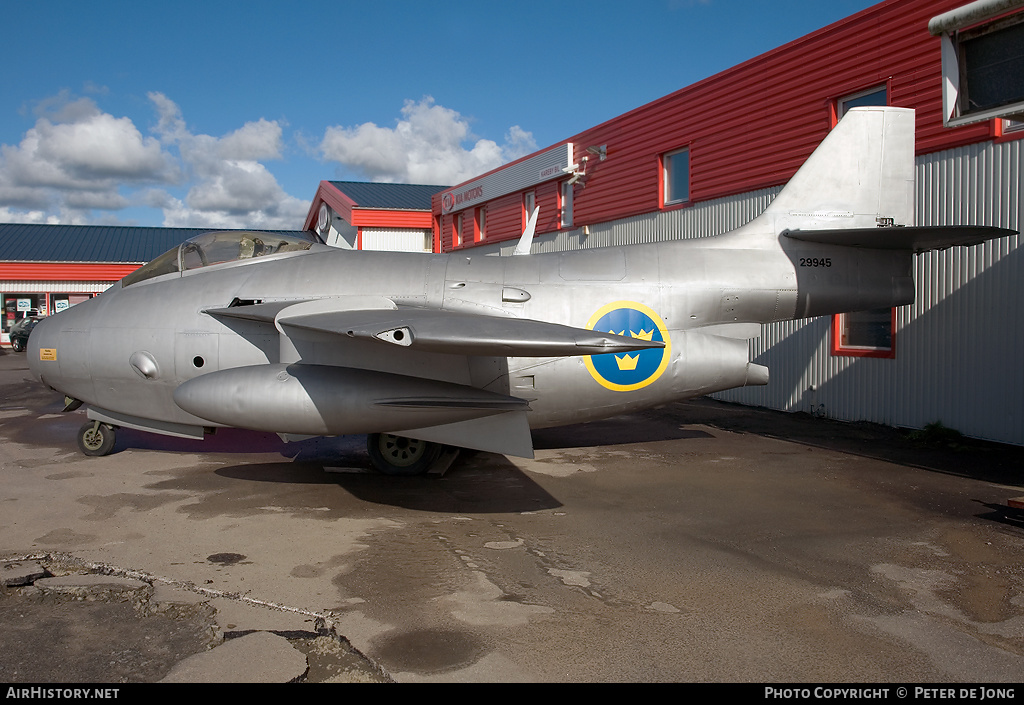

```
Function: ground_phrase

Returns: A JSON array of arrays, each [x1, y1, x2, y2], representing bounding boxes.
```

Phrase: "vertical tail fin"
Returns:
[[513, 206, 540, 256], [745, 107, 916, 238]]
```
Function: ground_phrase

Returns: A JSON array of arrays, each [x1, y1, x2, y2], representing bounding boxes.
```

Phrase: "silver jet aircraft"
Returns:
[[28, 108, 1014, 473]]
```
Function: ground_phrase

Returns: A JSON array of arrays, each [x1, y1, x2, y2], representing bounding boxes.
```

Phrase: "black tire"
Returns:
[[367, 433, 440, 476], [78, 422, 116, 457], [11, 338, 23, 352]]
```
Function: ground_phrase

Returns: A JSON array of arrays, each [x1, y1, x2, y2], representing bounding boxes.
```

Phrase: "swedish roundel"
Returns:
[[583, 301, 671, 392]]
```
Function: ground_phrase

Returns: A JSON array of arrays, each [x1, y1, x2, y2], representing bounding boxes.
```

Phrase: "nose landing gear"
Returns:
[[77, 421, 116, 457]]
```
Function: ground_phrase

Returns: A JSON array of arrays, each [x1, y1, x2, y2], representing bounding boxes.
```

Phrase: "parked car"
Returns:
[[9, 317, 40, 352]]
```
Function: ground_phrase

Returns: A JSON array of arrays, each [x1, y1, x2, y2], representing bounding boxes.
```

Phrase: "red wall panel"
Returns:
[[0, 263, 138, 281], [439, 0, 1006, 252], [350, 210, 433, 228]]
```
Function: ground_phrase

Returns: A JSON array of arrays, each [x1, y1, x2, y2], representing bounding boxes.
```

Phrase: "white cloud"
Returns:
[[2, 96, 175, 190], [0, 93, 178, 224], [146, 93, 304, 229], [0, 91, 306, 229], [216, 119, 284, 161], [0, 91, 537, 228], [320, 96, 537, 184], [0, 206, 56, 224]]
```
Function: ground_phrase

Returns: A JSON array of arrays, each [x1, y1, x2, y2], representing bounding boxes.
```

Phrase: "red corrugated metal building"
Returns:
[[305, 181, 448, 252], [432, 0, 1020, 252]]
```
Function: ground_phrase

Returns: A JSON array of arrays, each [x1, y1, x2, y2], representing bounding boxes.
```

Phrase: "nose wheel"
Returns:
[[77, 421, 116, 457], [366, 433, 441, 475]]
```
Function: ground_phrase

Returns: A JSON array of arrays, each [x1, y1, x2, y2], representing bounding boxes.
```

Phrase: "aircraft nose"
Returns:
[[27, 302, 94, 398], [27, 314, 63, 387]]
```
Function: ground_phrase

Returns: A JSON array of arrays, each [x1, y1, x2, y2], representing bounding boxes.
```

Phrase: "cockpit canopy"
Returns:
[[121, 230, 318, 288]]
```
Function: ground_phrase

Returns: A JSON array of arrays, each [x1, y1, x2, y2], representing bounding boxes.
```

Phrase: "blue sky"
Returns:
[[0, 0, 878, 229]]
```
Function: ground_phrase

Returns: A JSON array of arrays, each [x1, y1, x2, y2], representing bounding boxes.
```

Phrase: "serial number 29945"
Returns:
[[800, 257, 832, 267]]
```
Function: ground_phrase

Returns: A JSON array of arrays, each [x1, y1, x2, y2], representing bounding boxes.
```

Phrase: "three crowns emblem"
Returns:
[[609, 328, 655, 341], [615, 353, 639, 370], [610, 328, 655, 370]]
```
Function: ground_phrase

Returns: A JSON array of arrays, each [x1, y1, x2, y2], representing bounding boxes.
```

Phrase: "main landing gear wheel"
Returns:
[[367, 433, 441, 476], [78, 421, 116, 457]]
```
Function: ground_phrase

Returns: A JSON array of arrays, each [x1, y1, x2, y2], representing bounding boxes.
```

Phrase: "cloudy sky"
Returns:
[[0, 0, 877, 229]]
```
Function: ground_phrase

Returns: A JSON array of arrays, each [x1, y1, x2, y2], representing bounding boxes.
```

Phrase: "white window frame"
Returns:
[[1003, 118, 1024, 134], [453, 213, 462, 247], [523, 191, 535, 228], [662, 147, 690, 206], [837, 85, 888, 120], [931, 8, 1024, 127], [475, 207, 486, 241]]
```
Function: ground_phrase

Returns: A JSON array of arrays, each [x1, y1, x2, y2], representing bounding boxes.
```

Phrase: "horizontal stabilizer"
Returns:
[[278, 307, 664, 357], [784, 225, 1016, 252]]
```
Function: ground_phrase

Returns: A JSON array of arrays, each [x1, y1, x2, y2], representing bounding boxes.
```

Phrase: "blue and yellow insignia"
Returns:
[[584, 301, 671, 392]]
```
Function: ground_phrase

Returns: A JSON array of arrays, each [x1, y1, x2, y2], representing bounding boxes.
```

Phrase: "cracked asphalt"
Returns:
[[1, 348, 1023, 682]]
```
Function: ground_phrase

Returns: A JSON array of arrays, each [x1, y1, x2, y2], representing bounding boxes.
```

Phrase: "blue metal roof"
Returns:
[[0, 223, 314, 263], [328, 181, 448, 210]]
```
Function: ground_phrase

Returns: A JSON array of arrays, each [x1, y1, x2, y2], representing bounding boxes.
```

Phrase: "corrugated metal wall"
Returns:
[[482, 185, 784, 256], [721, 138, 1023, 446], [484, 138, 1024, 445], [360, 228, 431, 253], [1, 281, 114, 293], [716, 138, 1022, 445]]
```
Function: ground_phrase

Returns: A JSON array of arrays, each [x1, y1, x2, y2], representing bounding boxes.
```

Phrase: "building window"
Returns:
[[998, 118, 1024, 138], [662, 147, 690, 206], [560, 181, 573, 228], [834, 85, 888, 125], [49, 294, 92, 316], [3, 294, 43, 340], [453, 213, 462, 247], [939, 13, 1024, 127], [832, 309, 896, 359], [523, 191, 535, 228], [475, 207, 486, 241]]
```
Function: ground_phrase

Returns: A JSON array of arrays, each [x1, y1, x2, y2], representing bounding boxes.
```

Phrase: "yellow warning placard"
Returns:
[[39, 348, 57, 361]]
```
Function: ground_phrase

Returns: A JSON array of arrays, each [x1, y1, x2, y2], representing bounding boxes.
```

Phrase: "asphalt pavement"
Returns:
[[1, 347, 1022, 683]]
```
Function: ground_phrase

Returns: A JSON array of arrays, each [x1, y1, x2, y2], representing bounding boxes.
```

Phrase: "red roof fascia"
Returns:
[[0, 263, 139, 281], [350, 209, 433, 228], [303, 181, 359, 231]]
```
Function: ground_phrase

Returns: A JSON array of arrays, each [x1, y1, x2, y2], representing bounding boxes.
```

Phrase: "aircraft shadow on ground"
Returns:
[[112, 406, 714, 456], [530, 410, 714, 450], [213, 453, 563, 514], [973, 500, 1024, 531]]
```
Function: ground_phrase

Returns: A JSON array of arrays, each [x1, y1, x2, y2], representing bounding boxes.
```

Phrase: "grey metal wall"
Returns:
[[718, 138, 1023, 446], [484, 139, 1024, 445], [481, 185, 784, 256]]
